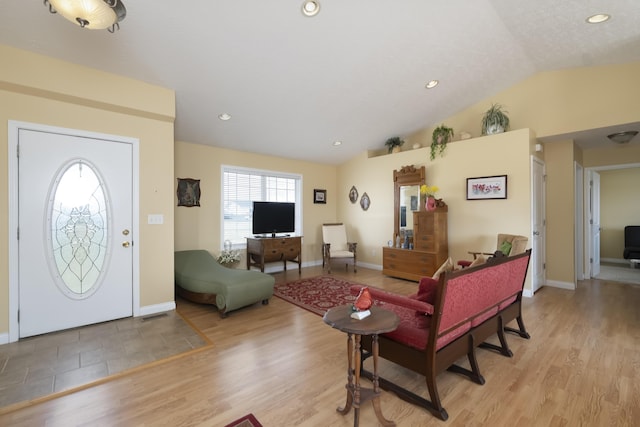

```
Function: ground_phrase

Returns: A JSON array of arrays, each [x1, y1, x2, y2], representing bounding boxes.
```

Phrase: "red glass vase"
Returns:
[[425, 196, 437, 212]]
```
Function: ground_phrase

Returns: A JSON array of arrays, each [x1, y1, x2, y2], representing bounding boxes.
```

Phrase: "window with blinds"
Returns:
[[222, 166, 301, 248]]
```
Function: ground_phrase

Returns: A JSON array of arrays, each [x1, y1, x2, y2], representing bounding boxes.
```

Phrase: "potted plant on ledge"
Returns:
[[385, 136, 405, 153], [481, 103, 510, 135], [431, 124, 454, 160]]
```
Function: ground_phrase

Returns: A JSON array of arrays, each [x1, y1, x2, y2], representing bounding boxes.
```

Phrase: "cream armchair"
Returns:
[[322, 223, 357, 273], [458, 233, 528, 268]]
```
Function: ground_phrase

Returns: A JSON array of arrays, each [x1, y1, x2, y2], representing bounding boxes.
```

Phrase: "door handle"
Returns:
[[533, 231, 540, 236], [122, 241, 130, 248]]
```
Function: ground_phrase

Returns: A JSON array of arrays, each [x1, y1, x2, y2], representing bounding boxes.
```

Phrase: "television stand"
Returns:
[[246, 236, 302, 273]]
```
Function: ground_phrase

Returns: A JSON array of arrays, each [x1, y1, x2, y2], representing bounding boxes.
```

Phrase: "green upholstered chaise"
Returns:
[[175, 250, 274, 317]]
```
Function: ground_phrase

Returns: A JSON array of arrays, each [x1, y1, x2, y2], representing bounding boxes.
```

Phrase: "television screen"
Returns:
[[252, 201, 295, 236]]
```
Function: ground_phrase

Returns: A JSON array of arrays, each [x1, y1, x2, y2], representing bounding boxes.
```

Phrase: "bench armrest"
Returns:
[[350, 285, 433, 315]]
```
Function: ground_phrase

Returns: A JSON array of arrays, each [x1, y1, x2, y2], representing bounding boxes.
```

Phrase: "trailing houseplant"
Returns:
[[384, 136, 405, 153], [430, 124, 454, 160], [481, 103, 510, 135]]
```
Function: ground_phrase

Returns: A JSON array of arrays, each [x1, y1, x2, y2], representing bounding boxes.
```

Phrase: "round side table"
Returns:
[[323, 304, 399, 427]]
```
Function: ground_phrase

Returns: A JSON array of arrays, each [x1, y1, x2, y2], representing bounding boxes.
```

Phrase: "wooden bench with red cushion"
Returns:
[[350, 249, 531, 421]]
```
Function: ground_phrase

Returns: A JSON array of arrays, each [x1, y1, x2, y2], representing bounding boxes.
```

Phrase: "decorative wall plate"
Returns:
[[349, 185, 358, 203], [360, 192, 370, 211]]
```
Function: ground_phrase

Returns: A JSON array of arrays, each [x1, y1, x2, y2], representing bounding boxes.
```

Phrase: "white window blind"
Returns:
[[222, 166, 301, 247]]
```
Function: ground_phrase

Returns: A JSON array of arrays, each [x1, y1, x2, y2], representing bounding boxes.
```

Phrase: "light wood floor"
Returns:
[[1, 265, 639, 426]]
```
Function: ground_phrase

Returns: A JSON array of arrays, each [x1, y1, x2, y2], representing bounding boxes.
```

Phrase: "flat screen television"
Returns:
[[252, 201, 295, 237]]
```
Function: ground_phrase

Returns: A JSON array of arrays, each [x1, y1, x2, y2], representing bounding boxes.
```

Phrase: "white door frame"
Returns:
[[590, 171, 601, 277], [8, 120, 140, 343], [575, 162, 584, 281], [584, 162, 640, 279], [530, 156, 546, 295]]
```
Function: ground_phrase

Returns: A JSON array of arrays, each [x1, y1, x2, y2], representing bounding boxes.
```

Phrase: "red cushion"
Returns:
[[415, 277, 438, 304]]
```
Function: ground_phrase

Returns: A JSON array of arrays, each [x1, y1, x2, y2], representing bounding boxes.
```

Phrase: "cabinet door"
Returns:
[[281, 237, 301, 260]]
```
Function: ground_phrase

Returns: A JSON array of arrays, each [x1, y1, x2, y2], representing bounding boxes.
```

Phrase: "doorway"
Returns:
[[584, 163, 640, 283], [8, 121, 140, 342]]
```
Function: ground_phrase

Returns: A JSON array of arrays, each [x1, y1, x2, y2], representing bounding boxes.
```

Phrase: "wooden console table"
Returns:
[[323, 305, 399, 427], [246, 236, 302, 273]]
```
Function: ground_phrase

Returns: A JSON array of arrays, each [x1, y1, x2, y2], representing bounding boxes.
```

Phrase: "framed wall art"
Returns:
[[466, 175, 507, 200], [314, 189, 327, 204], [177, 178, 201, 207]]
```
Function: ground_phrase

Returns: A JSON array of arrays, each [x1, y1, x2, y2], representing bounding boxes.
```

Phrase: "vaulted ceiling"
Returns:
[[1, 0, 639, 164]]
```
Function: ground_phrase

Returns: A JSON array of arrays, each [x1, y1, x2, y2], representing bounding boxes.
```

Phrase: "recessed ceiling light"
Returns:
[[218, 113, 231, 121], [425, 80, 439, 89], [586, 14, 610, 24], [333, 141, 342, 146], [302, 0, 320, 17]]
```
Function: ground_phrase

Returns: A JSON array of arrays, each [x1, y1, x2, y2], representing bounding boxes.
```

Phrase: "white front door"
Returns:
[[531, 156, 546, 293], [17, 128, 134, 338]]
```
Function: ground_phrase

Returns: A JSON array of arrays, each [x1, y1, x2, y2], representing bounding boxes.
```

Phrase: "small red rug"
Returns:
[[274, 275, 365, 316], [224, 413, 262, 427]]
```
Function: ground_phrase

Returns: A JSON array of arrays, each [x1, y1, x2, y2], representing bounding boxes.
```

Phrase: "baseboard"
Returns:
[[0, 332, 8, 345], [601, 257, 629, 265], [358, 261, 382, 271], [545, 280, 576, 290], [259, 259, 382, 273], [522, 289, 534, 298], [139, 301, 176, 317]]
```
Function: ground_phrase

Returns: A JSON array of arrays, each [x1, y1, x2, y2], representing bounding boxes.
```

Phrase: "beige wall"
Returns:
[[175, 131, 533, 288], [406, 62, 640, 145], [600, 168, 640, 260], [0, 45, 176, 336], [543, 141, 577, 284], [174, 141, 338, 264], [400, 62, 640, 288], [338, 129, 534, 290]]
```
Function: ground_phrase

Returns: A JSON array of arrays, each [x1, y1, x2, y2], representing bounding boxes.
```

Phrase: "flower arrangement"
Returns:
[[420, 184, 439, 197], [217, 249, 240, 265]]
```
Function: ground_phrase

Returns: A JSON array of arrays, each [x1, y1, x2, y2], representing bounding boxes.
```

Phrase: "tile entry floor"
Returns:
[[0, 311, 208, 409]]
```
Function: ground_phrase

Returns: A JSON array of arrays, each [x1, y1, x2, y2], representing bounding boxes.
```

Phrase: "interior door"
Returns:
[[590, 171, 601, 277], [18, 129, 133, 338], [531, 157, 546, 293]]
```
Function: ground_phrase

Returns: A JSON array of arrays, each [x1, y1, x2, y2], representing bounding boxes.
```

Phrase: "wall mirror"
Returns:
[[393, 165, 426, 241]]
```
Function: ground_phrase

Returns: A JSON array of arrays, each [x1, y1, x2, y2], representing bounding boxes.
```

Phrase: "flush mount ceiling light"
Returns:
[[218, 113, 232, 121], [425, 80, 439, 89], [607, 130, 638, 144], [302, 0, 320, 17], [44, 0, 126, 32], [333, 141, 342, 146], [586, 13, 610, 24]]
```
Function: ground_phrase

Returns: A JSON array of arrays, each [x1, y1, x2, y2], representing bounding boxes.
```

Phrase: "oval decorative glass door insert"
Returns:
[[47, 159, 110, 299]]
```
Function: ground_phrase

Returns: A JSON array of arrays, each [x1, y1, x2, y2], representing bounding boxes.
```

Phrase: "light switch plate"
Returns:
[[148, 214, 164, 225]]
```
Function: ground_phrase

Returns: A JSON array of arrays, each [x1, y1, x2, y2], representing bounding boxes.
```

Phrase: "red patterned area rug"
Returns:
[[224, 413, 263, 427], [273, 276, 364, 316]]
